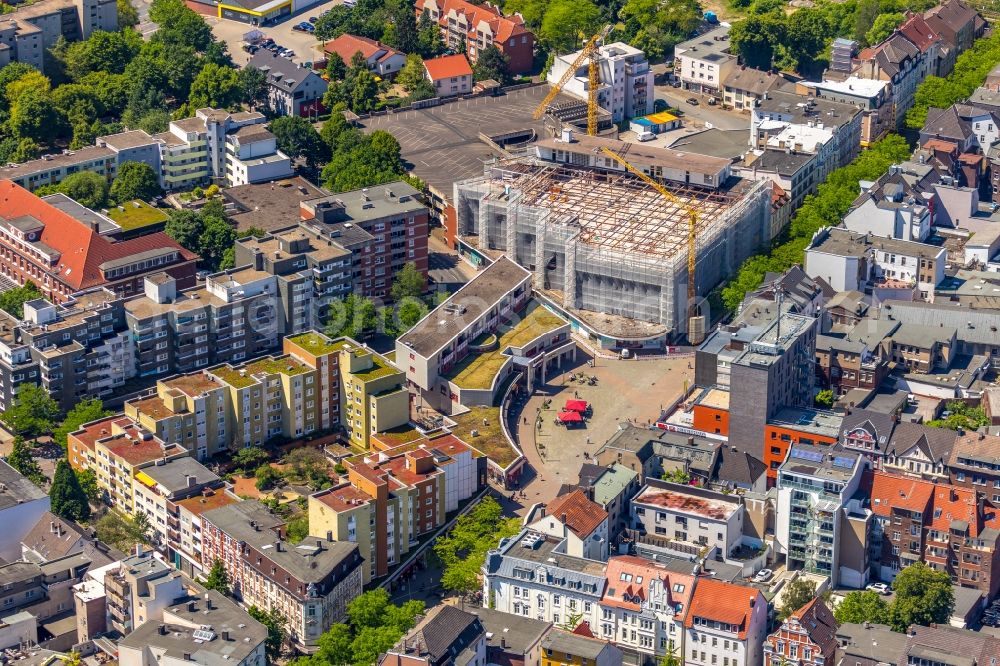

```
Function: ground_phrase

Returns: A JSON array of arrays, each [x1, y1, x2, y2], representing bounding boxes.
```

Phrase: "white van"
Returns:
[[636, 131, 655, 142]]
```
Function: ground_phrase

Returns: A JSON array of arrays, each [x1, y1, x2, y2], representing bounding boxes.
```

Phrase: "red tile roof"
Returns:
[[423, 54, 473, 81], [545, 489, 608, 538], [324, 34, 401, 65], [685, 578, 764, 639], [415, 0, 530, 44], [602, 556, 694, 616], [898, 13, 941, 53], [0, 180, 196, 290], [869, 470, 934, 518]]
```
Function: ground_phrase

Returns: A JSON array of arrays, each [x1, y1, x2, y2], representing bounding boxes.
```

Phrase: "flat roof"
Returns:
[[397, 256, 531, 358], [0, 146, 113, 180], [534, 133, 732, 177], [633, 480, 740, 520], [140, 457, 220, 494], [803, 77, 889, 98], [770, 407, 843, 438]]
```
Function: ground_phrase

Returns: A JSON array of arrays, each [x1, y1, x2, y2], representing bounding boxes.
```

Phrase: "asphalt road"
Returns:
[[654, 85, 750, 131]]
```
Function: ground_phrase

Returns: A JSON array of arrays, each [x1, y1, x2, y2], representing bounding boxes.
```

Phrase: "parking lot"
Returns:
[[206, 0, 347, 67]]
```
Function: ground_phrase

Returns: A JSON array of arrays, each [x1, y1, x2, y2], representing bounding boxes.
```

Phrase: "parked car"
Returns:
[[752, 569, 773, 583], [309, 15, 318, 22], [672, 81, 682, 88], [686, 97, 699, 105], [866, 583, 890, 595], [282, 50, 295, 58], [653, 98, 669, 113], [706, 97, 717, 105]]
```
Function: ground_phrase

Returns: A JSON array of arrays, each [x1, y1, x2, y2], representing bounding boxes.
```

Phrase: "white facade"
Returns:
[[843, 196, 931, 242], [547, 42, 654, 122], [527, 512, 610, 561], [674, 27, 738, 96], [686, 584, 767, 666], [871, 242, 945, 296], [631, 481, 746, 558]]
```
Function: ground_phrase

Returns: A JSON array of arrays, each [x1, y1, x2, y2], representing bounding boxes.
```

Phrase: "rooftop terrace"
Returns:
[[447, 406, 518, 468], [447, 305, 566, 390], [287, 332, 349, 357], [104, 201, 170, 231], [211, 355, 311, 388]]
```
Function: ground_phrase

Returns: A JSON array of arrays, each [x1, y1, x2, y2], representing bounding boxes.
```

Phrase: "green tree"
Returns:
[[110, 161, 161, 203], [866, 12, 904, 46], [473, 44, 510, 83], [390, 262, 425, 301], [396, 299, 426, 333], [779, 578, 816, 620], [270, 116, 327, 167], [117, 0, 139, 27], [0, 281, 42, 318], [6, 70, 51, 107], [57, 171, 110, 209], [255, 464, 282, 491], [729, 12, 786, 70], [233, 446, 270, 472], [248, 606, 287, 659], [662, 468, 691, 484], [349, 69, 379, 113], [149, 0, 214, 51], [397, 53, 426, 90], [203, 559, 231, 595], [326, 52, 348, 81], [385, 0, 418, 53], [286, 513, 309, 543], [5, 436, 44, 486], [53, 398, 111, 450], [926, 400, 989, 431], [659, 646, 681, 666], [538, 0, 600, 53], [434, 496, 520, 596], [834, 590, 890, 625], [417, 9, 444, 57], [10, 138, 39, 163], [198, 215, 237, 270], [325, 294, 378, 339], [888, 562, 954, 631], [618, 0, 702, 60], [64, 29, 142, 80], [50, 459, 91, 522], [165, 210, 202, 250], [9, 89, 65, 144], [285, 447, 330, 490], [0, 62, 36, 110], [75, 468, 101, 504], [1, 384, 60, 439], [322, 130, 407, 192], [239, 65, 270, 111], [94, 510, 151, 551], [814, 389, 835, 408], [188, 63, 241, 110]]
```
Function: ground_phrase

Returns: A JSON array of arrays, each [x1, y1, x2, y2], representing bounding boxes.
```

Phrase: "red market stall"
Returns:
[[564, 399, 590, 413], [557, 410, 584, 427]]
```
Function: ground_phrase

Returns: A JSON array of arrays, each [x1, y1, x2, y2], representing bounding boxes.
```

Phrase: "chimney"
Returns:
[[501, 636, 507, 649], [326, 530, 333, 542], [188, 601, 196, 612], [275, 541, 282, 552], [90, 220, 100, 232], [134, 543, 143, 557], [158, 625, 167, 635], [205, 594, 212, 610], [316, 539, 323, 549], [183, 654, 192, 661], [222, 631, 230, 641], [561, 127, 574, 143]]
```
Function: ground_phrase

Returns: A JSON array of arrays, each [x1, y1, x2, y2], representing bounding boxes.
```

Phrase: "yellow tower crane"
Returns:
[[598, 146, 707, 344], [533, 25, 613, 136]]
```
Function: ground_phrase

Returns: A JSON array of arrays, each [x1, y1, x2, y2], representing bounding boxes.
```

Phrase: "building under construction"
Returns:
[[453, 134, 772, 349]]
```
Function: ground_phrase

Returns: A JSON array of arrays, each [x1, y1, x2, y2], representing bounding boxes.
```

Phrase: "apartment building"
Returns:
[[424, 54, 473, 98], [0, 289, 133, 412], [0, 461, 51, 563], [117, 590, 267, 666], [310, 433, 480, 583], [104, 551, 185, 635], [815, 331, 891, 398], [843, 178, 932, 242], [171, 487, 240, 577], [67, 415, 188, 511], [763, 407, 842, 480], [0, 180, 197, 304], [949, 431, 1000, 491], [321, 34, 406, 78], [571, 463, 639, 539], [542, 630, 623, 666], [299, 182, 430, 301], [800, 77, 893, 147], [775, 444, 869, 587], [131, 456, 224, 550], [924, 0, 986, 72], [869, 470, 1000, 596], [763, 598, 837, 666], [526, 490, 610, 561], [721, 67, 789, 112], [853, 34, 925, 127], [877, 299, 1000, 369], [1, 109, 292, 193], [547, 42, 653, 122], [125, 373, 231, 461], [200, 500, 364, 651], [124, 272, 280, 380], [0, 0, 117, 72], [381, 605, 487, 666], [482, 528, 607, 628], [674, 27, 737, 98], [597, 555, 694, 665], [882, 421, 957, 479], [684, 578, 767, 666], [335, 342, 406, 449], [233, 223, 353, 332], [247, 50, 328, 117], [696, 310, 817, 468], [414, 0, 534, 74], [631, 479, 746, 559]]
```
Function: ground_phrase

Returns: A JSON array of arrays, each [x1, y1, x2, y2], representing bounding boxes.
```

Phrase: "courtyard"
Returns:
[[510, 350, 695, 511]]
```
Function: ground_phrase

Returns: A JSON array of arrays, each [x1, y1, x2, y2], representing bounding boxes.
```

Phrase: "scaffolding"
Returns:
[[455, 158, 772, 339]]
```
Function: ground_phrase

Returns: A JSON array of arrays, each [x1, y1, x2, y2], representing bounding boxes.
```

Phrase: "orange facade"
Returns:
[[692, 404, 729, 436], [763, 425, 838, 482]]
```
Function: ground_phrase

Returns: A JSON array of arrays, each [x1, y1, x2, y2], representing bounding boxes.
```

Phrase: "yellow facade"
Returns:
[[339, 346, 407, 450]]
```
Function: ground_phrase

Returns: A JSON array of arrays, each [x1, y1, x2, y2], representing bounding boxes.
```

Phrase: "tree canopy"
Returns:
[[0, 281, 42, 318], [888, 562, 954, 631], [778, 578, 817, 620], [110, 162, 162, 204], [834, 590, 891, 625], [53, 398, 112, 451], [1, 383, 60, 439], [50, 459, 91, 522], [433, 496, 520, 596], [5, 436, 44, 486], [248, 606, 287, 659], [203, 560, 232, 595]]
